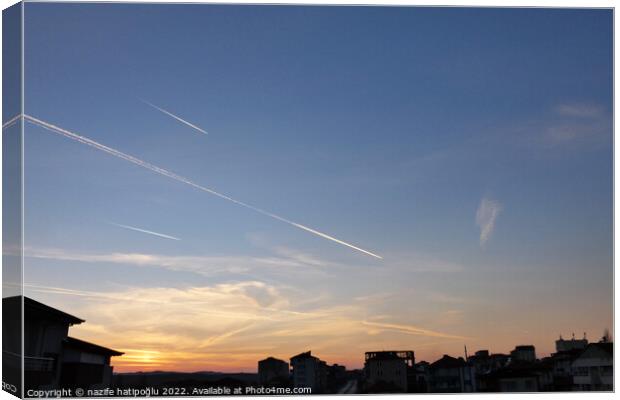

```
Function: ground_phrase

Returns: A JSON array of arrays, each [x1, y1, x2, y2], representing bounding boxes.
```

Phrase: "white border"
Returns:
[[0, 1, 616, 400]]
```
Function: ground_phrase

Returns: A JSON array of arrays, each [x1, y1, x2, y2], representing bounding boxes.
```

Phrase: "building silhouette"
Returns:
[[571, 342, 613, 391], [363, 350, 414, 392], [555, 334, 588, 353], [510, 345, 536, 362], [290, 351, 327, 392], [428, 354, 476, 393], [60, 337, 123, 389], [257, 356, 289, 385], [467, 350, 509, 376], [2, 296, 123, 391], [263, 333, 614, 394]]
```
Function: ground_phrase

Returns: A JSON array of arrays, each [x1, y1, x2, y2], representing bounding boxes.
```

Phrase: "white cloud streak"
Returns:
[[23, 114, 382, 259], [109, 222, 181, 241], [23, 247, 329, 277], [361, 321, 468, 340], [2, 114, 21, 130], [140, 99, 208, 135], [475, 197, 502, 247], [545, 103, 611, 144], [555, 103, 604, 119]]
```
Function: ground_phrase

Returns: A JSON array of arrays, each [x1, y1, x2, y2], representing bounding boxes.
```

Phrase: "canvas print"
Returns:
[[2, 2, 614, 398]]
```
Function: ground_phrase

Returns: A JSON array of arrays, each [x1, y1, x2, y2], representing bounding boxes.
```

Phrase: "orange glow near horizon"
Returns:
[[25, 271, 612, 374]]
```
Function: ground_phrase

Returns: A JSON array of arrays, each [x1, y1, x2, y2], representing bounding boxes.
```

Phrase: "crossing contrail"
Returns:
[[140, 99, 208, 135], [2, 114, 21, 130], [109, 222, 181, 241], [23, 114, 382, 259]]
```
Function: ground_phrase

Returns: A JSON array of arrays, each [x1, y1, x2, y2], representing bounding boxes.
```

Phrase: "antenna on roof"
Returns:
[[464, 345, 468, 361], [572, 332, 575, 340]]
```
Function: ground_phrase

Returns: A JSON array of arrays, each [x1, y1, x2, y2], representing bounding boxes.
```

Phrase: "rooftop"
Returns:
[[290, 351, 315, 361], [259, 356, 288, 364], [4, 296, 85, 325], [64, 337, 124, 356], [430, 355, 467, 369], [513, 345, 535, 351], [584, 342, 613, 357]]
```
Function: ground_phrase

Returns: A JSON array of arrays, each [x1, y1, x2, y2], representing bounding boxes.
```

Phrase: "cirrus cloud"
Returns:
[[476, 197, 503, 247]]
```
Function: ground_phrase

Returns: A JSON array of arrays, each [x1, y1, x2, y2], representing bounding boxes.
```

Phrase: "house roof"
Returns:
[[4, 296, 85, 325], [64, 337, 124, 356], [290, 351, 314, 361], [576, 342, 613, 359], [259, 356, 287, 365], [430, 355, 467, 369], [550, 348, 583, 361], [592, 342, 613, 356]]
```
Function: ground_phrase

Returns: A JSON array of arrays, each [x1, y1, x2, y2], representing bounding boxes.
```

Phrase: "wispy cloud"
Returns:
[[23, 114, 382, 259], [555, 103, 604, 119], [476, 197, 502, 247], [361, 321, 468, 340], [140, 99, 208, 135], [23, 246, 335, 277], [271, 246, 330, 268], [109, 222, 181, 241], [24, 282, 466, 372], [545, 103, 610, 143]]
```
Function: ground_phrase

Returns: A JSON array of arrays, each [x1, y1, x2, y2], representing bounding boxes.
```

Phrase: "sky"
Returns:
[[14, 4, 613, 372]]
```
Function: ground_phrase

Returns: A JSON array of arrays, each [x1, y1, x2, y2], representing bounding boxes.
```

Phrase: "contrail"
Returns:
[[2, 114, 22, 130], [140, 99, 208, 135], [109, 222, 181, 241], [23, 114, 382, 259]]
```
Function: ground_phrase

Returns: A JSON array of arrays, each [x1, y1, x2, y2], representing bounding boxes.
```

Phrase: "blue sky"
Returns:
[[18, 4, 612, 371]]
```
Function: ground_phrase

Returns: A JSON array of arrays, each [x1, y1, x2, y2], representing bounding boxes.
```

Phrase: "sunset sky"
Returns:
[[19, 4, 612, 372]]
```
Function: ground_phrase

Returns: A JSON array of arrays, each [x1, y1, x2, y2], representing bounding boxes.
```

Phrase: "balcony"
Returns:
[[3, 350, 56, 388], [25, 355, 55, 372]]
